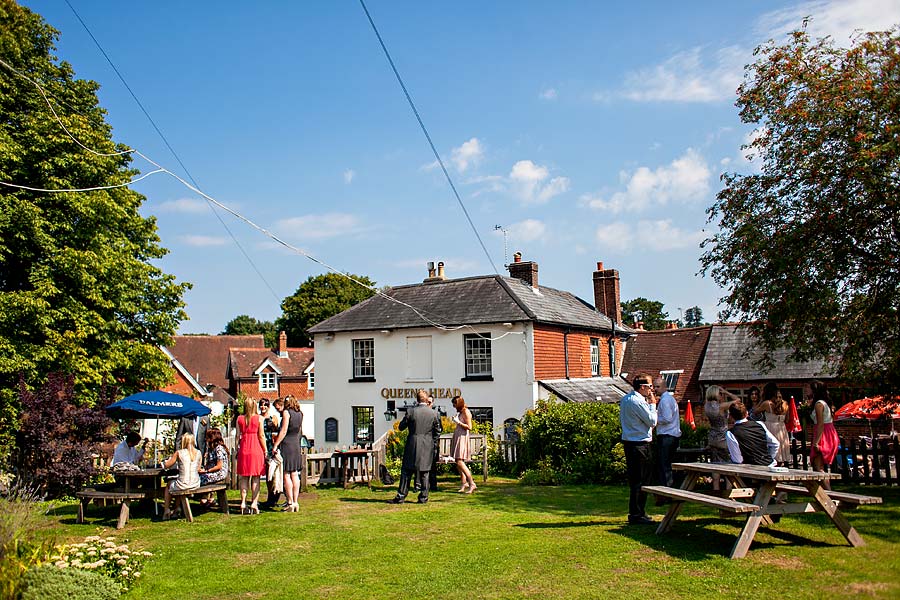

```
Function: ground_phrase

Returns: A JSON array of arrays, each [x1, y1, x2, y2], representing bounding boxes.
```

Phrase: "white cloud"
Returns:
[[509, 160, 570, 204], [595, 222, 632, 250], [158, 198, 209, 213], [503, 219, 547, 243], [583, 149, 710, 214], [275, 213, 367, 241], [636, 219, 707, 251], [451, 138, 484, 173], [181, 235, 226, 247], [539, 87, 558, 100], [621, 45, 745, 103], [757, 0, 900, 42], [343, 169, 356, 184]]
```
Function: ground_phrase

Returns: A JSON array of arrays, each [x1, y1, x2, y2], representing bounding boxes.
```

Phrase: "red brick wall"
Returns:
[[161, 370, 198, 397], [533, 324, 616, 379]]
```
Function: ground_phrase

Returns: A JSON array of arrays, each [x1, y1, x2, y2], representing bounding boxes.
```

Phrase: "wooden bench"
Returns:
[[168, 483, 229, 523], [438, 434, 488, 482], [774, 484, 883, 509], [76, 489, 148, 529], [642, 485, 761, 513]]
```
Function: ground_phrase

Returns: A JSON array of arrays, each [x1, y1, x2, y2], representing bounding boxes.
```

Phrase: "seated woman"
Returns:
[[162, 432, 202, 520], [197, 428, 229, 505]]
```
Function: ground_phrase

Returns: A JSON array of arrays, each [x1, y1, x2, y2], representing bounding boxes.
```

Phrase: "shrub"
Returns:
[[14, 373, 115, 498], [519, 399, 626, 484], [50, 536, 151, 591], [679, 419, 710, 449], [20, 565, 121, 600], [0, 485, 56, 600]]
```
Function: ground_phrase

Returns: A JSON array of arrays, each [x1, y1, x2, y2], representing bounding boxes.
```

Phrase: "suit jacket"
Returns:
[[399, 403, 441, 472], [175, 416, 209, 456]]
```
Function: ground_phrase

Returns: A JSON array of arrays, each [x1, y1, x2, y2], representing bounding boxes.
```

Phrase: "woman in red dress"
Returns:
[[236, 397, 267, 514], [807, 380, 839, 490]]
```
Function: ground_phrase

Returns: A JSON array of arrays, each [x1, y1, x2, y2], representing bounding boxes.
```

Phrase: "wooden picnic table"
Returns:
[[114, 467, 174, 496], [643, 462, 878, 559], [332, 449, 373, 489], [77, 467, 177, 528]]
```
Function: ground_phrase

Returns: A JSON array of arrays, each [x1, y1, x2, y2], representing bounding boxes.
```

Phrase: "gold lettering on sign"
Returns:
[[380, 386, 464, 401]]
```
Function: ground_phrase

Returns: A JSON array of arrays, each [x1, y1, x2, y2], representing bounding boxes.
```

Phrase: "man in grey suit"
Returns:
[[388, 389, 441, 504], [175, 411, 209, 456]]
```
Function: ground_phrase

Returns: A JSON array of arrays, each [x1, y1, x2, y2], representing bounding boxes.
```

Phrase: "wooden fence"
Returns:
[[790, 435, 899, 486]]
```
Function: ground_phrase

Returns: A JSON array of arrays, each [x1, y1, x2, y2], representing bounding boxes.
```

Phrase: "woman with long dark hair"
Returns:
[[756, 383, 790, 466], [450, 395, 476, 493], [272, 395, 303, 512], [807, 380, 839, 489]]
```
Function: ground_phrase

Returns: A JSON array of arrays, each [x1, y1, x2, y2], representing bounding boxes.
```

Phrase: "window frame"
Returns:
[[462, 333, 493, 381], [352, 406, 374, 445], [590, 337, 601, 377], [307, 370, 314, 390], [660, 369, 683, 391], [258, 371, 277, 392], [351, 338, 375, 382]]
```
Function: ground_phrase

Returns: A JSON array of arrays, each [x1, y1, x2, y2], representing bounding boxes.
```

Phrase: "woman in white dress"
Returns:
[[756, 382, 791, 466]]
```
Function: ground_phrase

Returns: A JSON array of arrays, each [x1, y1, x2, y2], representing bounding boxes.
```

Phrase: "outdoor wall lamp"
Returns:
[[384, 400, 397, 421]]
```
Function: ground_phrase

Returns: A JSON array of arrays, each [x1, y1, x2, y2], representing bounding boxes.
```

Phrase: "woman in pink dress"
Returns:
[[450, 395, 476, 493], [807, 380, 839, 490], [236, 397, 267, 513]]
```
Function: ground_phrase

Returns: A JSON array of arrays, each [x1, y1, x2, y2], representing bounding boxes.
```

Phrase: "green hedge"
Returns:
[[519, 399, 626, 484], [20, 565, 121, 600]]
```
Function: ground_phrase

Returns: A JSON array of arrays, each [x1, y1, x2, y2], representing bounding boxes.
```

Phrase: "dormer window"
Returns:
[[308, 370, 315, 390], [259, 371, 277, 392]]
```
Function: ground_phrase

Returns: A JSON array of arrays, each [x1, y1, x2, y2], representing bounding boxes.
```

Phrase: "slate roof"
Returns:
[[698, 324, 831, 382], [308, 275, 633, 334], [228, 348, 314, 379], [166, 335, 266, 390], [539, 377, 634, 403]]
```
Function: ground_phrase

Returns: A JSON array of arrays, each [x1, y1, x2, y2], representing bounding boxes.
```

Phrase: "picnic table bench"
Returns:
[[76, 488, 149, 529], [168, 483, 229, 522], [438, 433, 488, 482], [774, 484, 883, 509]]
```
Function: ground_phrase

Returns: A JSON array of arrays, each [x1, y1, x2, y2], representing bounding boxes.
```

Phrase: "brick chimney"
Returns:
[[507, 251, 538, 288], [278, 331, 288, 357], [592, 261, 622, 325]]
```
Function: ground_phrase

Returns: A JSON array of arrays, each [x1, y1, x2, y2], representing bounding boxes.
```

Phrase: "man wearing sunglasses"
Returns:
[[620, 373, 658, 524]]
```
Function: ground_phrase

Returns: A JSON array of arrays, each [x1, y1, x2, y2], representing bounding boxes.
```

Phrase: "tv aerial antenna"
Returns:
[[494, 225, 509, 267]]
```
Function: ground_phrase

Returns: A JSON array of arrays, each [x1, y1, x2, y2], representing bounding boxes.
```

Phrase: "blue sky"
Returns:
[[21, 0, 900, 334]]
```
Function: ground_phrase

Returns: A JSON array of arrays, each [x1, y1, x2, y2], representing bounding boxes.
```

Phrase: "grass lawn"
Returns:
[[40, 478, 899, 599]]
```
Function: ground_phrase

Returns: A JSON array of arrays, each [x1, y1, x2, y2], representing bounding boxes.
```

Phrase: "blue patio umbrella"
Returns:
[[105, 390, 211, 420]]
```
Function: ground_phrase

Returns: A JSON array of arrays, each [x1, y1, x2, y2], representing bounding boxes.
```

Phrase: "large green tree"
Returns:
[[684, 306, 704, 328], [621, 297, 669, 330], [701, 27, 900, 387], [0, 1, 189, 451], [277, 273, 376, 347], [223, 314, 277, 348]]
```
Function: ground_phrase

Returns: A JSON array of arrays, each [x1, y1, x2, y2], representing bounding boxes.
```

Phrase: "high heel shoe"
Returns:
[[240, 502, 247, 515], [250, 504, 260, 515]]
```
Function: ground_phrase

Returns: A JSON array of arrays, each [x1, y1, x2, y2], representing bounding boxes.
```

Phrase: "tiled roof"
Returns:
[[228, 348, 314, 379], [308, 275, 633, 334], [621, 326, 712, 402], [698, 324, 831, 382], [167, 335, 266, 390], [539, 377, 633, 403]]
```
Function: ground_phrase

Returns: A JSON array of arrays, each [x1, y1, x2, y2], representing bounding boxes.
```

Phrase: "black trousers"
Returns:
[[396, 467, 430, 502], [623, 440, 653, 518], [656, 434, 680, 487]]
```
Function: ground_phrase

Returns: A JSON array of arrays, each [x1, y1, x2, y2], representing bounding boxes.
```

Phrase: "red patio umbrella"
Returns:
[[786, 396, 802, 434], [834, 396, 900, 421], [684, 401, 696, 431]]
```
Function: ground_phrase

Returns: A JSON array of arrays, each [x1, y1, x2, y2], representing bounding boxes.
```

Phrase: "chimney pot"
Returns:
[[437, 261, 445, 279], [513, 252, 522, 263], [597, 262, 603, 270], [507, 254, 538, 288]]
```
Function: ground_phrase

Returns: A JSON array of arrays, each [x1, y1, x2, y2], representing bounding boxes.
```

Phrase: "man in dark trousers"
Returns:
[[388, 389, 441, 504], [175, 409, 209, 456]]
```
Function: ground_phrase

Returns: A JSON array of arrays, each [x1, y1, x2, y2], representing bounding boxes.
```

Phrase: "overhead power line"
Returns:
[[63, 0, 282, 306], [357, 0, 500, 275]]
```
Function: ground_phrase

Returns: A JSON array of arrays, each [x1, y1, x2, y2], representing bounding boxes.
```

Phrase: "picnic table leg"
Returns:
[[656, 472, 699, 534], [730, 481, 776, 559], [803, 481, 865, 547], [217, 488, 230, 515], [116, 500, 130, 530], [181, 496, 194, 523], [77, 499, 87, 524]]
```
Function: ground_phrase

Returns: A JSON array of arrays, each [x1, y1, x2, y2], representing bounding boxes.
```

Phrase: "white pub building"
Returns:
[[308, 255, 634, 447]]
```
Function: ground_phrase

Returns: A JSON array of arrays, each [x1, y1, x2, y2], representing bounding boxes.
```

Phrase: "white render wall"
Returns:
[[313, 322, 537, 447]]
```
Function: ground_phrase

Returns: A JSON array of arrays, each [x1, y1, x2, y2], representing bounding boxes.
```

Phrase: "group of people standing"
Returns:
[[235, 396, 305, 514], [620, 374, 842, 524]]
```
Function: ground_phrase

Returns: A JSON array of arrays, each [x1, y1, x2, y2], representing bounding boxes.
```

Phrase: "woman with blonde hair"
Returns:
[[272, 395, 304, 512], [236, 397, 267, 514], [704, 385, 740, 491], [162, 432, 201, 520], [450, 395, 476, 493]]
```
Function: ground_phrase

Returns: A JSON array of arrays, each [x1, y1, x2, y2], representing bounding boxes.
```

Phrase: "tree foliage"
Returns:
[[223, 314, 277, 348], [684, 306, 704, 328], [0, 2, 189, 455], [621, 297, 669, 330], [14, 373, 114, 498], [701, 26, 900, 387], [277, 273, 376, 347]]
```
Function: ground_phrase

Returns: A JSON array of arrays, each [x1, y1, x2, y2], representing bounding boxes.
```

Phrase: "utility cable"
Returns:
[[62, 0, 282, 305], [357, 0, 500, 275], [0, 57, 522, 341]]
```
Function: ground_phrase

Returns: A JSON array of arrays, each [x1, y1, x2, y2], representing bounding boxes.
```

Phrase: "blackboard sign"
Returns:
[[324, 417, 338, 443]]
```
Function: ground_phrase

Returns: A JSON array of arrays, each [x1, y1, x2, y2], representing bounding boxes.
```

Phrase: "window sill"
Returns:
[[348, 377, 376, 383], [461, 375, 493, 382]]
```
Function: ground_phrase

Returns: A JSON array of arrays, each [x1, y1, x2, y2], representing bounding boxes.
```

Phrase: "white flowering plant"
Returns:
[[49, 536, 151, 590]]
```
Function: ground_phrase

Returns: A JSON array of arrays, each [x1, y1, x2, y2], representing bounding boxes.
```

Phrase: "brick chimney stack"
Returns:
[[592, 261, 622, 325], [278, 331, 288, 357], [507, 251, 539, 288]]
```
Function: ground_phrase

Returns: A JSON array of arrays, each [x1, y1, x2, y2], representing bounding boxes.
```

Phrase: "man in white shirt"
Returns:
[[111, 432, 147, 466], [619, 373, 658, 524], [726, 402, 780, 467], [653, 376, 681, 489]]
